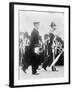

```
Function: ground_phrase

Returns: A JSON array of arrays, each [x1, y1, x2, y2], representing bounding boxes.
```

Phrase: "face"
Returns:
[[53, 26, 56, 31], [34, 23, 40, 29], [50, 26, 56, 32]]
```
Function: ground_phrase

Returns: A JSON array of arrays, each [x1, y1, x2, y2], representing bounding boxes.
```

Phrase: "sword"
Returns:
[[50, 49, 64, 69]]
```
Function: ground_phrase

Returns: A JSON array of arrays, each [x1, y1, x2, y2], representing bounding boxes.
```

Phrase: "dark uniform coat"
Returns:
[[29, 28, 40, 74], [42, 32, 55, 68]]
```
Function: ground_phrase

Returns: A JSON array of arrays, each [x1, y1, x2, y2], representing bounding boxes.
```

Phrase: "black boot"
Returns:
[[42, 66, 47, 71], [22, 66, 27, 73], [52, 66, 56, 71]]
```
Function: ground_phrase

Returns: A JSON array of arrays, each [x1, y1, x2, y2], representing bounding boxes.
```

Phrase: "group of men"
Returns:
[[20, 21, 64, 75]]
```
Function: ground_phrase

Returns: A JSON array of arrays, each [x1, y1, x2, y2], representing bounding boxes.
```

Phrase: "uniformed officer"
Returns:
[[29, 21, 40, 75], [42, 22, 56, 71]]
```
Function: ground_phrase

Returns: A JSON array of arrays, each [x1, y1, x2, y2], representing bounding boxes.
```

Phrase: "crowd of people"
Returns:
[[19, 21, 64, 75]]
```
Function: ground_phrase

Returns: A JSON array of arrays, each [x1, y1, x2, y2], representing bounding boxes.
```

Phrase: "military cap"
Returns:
[[33, 21, 40, 25], [49, 22, 56, 27]]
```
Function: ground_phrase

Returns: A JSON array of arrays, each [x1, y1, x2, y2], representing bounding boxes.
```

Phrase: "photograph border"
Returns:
[[9, 2, 70, 88]]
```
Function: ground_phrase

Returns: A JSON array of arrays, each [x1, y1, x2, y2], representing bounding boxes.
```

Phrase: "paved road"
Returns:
[[19, 66, 64, 80]]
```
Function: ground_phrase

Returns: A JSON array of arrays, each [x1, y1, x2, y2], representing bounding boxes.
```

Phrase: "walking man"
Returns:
[[30, 21, 40, 75]]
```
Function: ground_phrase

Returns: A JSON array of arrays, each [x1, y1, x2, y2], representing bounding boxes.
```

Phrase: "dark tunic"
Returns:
[[42, 32, 55, 68], [30, 28, 39, 48], [29, 28, 40, 73]]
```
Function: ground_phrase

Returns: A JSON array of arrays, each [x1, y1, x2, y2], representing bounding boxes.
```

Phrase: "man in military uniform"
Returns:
[[42, 22, 56, 71], [29, 21, 40, 75]]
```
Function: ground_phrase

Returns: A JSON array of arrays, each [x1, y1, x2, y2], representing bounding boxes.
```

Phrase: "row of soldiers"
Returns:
[[19, 21, 64, 75]]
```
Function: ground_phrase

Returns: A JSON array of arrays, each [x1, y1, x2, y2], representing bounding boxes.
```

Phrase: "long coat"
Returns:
[[29, 28, 40, 66], [43, 32, 55, 67], [30, 28, 39, 48]]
